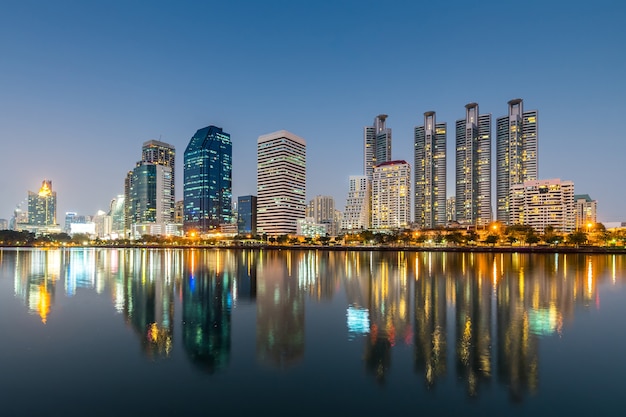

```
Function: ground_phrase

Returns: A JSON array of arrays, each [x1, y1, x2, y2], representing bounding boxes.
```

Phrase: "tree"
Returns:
[[526, 233, 540, 246], [567, 231, 587, 247], [447, 231, 463, 246], [484, 234, 499, 246], [465, 230, 478, 244]]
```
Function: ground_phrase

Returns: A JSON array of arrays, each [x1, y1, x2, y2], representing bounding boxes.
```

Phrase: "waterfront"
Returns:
[[1, 247, 625, 416]]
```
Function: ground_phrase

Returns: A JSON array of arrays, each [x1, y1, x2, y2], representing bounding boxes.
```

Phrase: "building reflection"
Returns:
[[256, 250, 305, 369], [119, 249, 176, 360], [182, 249, 233, 372], [453, 253, 493, 397], [2, 247, 625, 401], [343, 251, 411, 384], [413, 252, 448, 389], [13, 249, 61, 323]]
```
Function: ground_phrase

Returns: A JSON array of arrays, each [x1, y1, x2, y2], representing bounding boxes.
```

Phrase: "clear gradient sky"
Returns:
[[1, 0, 625, 224]]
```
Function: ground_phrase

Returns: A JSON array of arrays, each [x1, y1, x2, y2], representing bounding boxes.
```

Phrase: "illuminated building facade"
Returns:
[[342, 175, 370, 231], [141, 140, 176, 222], [306, 195, 337, 236], [28, 180, 57, 227], [183, 125, 232, 233], [371, 160, 411, 230], [257, 130, 306, 236], [364, 114, 392, 183], [509, 178, 575, 233], [496, 99, 538, 224], [446, 197, 456, 223], [237, 195, 257, 235], [109, 195, 125, 236], [128, 163, 174, 236], [414, 111, 446, 229], [297, 217, 328, 237], [574, 194, 597, 230], [456, 103, 492, 226]]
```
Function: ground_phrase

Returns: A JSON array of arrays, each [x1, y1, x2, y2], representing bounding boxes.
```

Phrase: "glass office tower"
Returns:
[[183, 125, 232, 233]]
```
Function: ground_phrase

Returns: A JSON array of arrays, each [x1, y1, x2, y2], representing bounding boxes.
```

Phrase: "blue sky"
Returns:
[[1, 0, 625, 224]]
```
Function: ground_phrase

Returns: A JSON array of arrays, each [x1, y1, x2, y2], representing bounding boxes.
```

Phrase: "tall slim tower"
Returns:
[[183, 125, 232, 233], [414, 111, 447, 229], [455, 103, 492, 226], [257, 130, 306, 235], [496, 99, 538, 224], [364, 114, 392, 182]]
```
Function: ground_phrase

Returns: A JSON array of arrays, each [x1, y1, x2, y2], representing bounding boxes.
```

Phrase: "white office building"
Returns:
[[341, 175, 370, 231], [257, 130, 306, 235]]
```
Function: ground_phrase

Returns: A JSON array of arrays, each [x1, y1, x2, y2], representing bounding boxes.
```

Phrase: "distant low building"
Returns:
[[297, 217, 328, 238], [574, 194, 597, 230]]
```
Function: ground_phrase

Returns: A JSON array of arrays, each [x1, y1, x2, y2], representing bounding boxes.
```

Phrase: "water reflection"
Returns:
[[2, 248, 625, 401]]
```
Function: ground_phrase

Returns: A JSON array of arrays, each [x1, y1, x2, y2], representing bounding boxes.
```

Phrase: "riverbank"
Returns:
[[2, 243, 625, 254]]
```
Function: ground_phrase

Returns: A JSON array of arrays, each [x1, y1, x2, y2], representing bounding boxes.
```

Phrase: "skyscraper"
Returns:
[[496, 98, 538, 225], [371, 160, 411, 230], [28, 180, 57, 227], [257, 130, 306, 236], [128, 162, 173, 227], [455, 103, 492, 226], [124, 139, 176, 237], [364, 114, 392, 182], [341, 175, 370, 231], [183, 125, 232, 233], [414, 112, 446, 229], [142, 139, 176, 219]]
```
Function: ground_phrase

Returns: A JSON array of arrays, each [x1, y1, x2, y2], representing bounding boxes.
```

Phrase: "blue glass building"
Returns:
[[237, 195, 257, 235], [183, 125, 232, 233]]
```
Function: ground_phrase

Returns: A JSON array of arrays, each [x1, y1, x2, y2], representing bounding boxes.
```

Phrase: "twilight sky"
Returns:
[[1, 0, 625, 224]]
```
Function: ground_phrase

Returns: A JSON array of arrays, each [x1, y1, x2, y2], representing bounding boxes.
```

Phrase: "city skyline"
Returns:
[[1, 1, 625, 223]]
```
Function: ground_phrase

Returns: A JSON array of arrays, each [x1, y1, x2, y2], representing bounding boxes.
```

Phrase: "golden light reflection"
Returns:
[[587, 259, 593, 296]]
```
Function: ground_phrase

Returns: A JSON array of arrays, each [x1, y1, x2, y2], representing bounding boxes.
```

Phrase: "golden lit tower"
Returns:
[[28, 179, 57, 226]]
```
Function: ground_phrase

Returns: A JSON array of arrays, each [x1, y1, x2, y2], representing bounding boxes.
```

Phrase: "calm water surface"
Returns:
[[1, 248, 625, 416]]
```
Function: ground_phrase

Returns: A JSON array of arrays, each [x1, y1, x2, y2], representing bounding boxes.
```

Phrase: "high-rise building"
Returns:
[[341, 175, 370, 231], [574, 194, 597, 230], [183, 125, 232, 233], [371, 160, 411, 230], [0, 219, 7, 230], [237, 195, 257, 235], [414, 112, 446, 229], [455, 103, 492, 227], [257, 130, 306, 236], [128, 162, 174, 234], [124, 139, 176, 237], [496, 99, 538, 224], [28, 180, 57, 227], [306, 195, 337, 236], [364, 115, 392, 182], [141, 140, 176, 220], [509, 178, 574, 234]]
